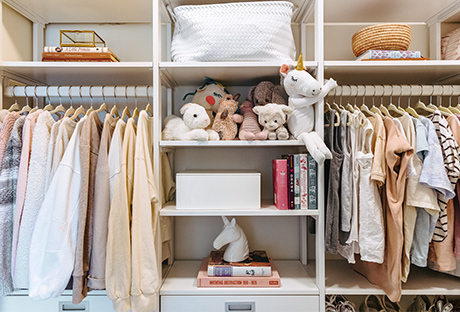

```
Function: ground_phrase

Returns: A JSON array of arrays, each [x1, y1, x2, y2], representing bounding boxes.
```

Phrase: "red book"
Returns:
[[281, 155, 294, 209], [272, 159, 288, 210], [197, 257, 280, 287]]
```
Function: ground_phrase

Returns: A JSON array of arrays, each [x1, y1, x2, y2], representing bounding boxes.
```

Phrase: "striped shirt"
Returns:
[[429, 110, 460, 242]]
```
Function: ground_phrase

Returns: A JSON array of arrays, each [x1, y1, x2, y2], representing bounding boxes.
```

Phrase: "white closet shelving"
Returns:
[[2, 0, 460, 311]]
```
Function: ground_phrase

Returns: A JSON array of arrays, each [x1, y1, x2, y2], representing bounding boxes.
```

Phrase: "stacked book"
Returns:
[[197, 250, 280, 287], [42, 46, 120, 62], [354, 50, 429, 61], [272, 153, 317, 210]]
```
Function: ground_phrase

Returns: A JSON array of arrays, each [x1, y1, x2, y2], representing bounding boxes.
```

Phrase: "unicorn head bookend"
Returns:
[[213, 216, 249, 262]]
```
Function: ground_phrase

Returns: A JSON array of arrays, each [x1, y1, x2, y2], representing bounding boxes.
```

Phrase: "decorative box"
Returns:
[[176, 170, 261, 210], [60, 30, 105, 47]]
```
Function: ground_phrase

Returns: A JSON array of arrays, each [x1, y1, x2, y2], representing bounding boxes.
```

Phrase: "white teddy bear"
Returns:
[[162, 103, 220, 141], [253, 103, 293, 140]]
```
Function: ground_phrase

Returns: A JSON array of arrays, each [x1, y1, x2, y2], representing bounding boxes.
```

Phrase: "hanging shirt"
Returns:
[[49, 117, 77, 183], [108, 119, 126, 202], [339, 110, 353, 240], [427, 114, 460, 273], [357, 117, 384, 263], [354, 116, 413, 303], [11, 110, 42, 280], [29, 116, 87, 300], [88, 113, 118, 290], [73, 111, 103, 304], [14, 112, 55, 289], [368, 113, 386, 187], [429, 110, 460, 242], [0, 114, 23, 296], [44, 120, 62, 191], [131, 110, 161, 312], [106, 118, 137, 312], [411, 117, 451, 267], [324, 110, 343, 254]]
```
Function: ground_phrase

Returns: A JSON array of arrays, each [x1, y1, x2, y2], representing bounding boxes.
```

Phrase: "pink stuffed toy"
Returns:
[[238, 100, 266, 140]]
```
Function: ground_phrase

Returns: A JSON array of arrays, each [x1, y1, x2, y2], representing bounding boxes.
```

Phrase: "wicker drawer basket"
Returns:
[[352, 24, 411, 57]]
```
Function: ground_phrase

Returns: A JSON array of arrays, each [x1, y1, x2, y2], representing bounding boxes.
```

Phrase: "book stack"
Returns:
[[272, 153, 317, 210], [355, 50, 429, 61], [42, 46, 120, 62], [197, 250, 280, 287]]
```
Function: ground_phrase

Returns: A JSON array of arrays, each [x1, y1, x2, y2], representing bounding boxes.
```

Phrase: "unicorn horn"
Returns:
[[296, 53, 304, 71], [221, 216, 230, 225]]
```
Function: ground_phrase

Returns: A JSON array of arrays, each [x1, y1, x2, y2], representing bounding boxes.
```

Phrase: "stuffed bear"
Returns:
[[253, 103, 293, 140], [280, 53, 337, 165], [183, 77, 231, 125], [238, 100, 266, 140], [212, 94, 242, 140], [162, 103, 219, 141], [248, 81, 286, 106]]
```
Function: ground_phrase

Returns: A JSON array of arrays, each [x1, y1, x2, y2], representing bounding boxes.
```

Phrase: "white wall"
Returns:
[[2, 3, 33, 61]]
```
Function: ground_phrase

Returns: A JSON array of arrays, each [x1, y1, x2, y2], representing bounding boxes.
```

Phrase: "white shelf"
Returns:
[[8, 290, 107, 296], [161, 201, 318, 216], [5, 0, 151, 23], [1, 62, 153, 85], [160, 140, 304, 148], [324, 60, 460, 85], [159, 62, 317, 87], [160, 260, 318, 296], [326, 260, 460, 295]]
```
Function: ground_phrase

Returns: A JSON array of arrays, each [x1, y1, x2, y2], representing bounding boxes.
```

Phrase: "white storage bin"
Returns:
[[176, 170, 261, 210], [170, 1, 296, 62]]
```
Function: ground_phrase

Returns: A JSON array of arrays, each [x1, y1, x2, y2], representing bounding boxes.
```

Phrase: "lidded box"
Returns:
[[176, 170, 261, 210]]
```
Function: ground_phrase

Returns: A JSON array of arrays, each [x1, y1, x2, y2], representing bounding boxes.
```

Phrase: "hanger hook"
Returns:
[[450, 85, 454, 107], [68, 85, 73, 107], [34, 86, 39, 107], [346, 85, 352, 104], [79, 86, 83, 106], [397, 84, 403, 107], [353, 84, 358, 106], [147, 86, 151, 105], [380, 84, 385, 105], [125, 86, 129, 106], [113, 86, 117, 106], [418, 84, 423, 103], [89, 85, 94, 107], [408, 85, 413, 107], [57, 85, 62, 105], [102, 85, 106, 103], [339, 85, 343, 107], [430, 85, 435, 104], [135, 86, 138, 107], [13, 86, 18, 104], [440, 85, 445, 106], [46, 86, 51, 105]]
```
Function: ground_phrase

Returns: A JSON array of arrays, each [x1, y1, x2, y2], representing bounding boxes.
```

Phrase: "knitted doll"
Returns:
[[238, 100, 266, 140]]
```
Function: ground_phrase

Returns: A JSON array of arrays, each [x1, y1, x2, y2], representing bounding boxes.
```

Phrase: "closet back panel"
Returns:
[[2, 3, 33, 62], [174, 216, 301, 260]]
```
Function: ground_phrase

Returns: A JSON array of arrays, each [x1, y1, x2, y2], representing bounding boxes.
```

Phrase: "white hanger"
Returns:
[[29, 86, 40, 113], [437, 85, 452, 117], [405, 85, 419, 118]]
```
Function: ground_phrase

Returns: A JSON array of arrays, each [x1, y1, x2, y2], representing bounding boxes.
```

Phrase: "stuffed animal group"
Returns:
[[162, 65, 337, 158]]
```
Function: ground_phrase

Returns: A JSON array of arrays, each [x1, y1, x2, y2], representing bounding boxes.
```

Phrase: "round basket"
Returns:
[[352, 24, 411, 57]]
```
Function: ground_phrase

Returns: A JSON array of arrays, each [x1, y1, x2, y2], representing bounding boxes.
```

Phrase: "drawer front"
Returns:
[[161, 295, 318, 312], [0, 295, 113, 312]]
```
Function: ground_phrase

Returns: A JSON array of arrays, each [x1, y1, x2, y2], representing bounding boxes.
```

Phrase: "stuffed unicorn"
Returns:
[[280, 53, 337, 165]]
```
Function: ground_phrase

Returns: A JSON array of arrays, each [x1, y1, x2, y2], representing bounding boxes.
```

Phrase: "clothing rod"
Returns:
[[4, 86, 152, 99], [327, 85, 460, 97]]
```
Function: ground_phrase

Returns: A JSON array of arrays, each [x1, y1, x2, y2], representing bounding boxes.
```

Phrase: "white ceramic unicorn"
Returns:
[[213, 216, 249, 262], [280, 53, 338, 166]]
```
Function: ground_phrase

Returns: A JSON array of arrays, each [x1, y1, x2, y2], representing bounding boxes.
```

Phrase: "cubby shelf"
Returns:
[[159, 140, 304, 147], [161, 201, 319, 216]]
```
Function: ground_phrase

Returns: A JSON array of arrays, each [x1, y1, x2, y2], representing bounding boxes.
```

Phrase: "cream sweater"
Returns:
[[14, 112, 55, 288], [131, 111, 160, 312], [106, 118, 136, 312]]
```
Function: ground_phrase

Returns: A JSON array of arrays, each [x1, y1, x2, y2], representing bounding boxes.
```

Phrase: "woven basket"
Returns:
[[352, 24, 411, 57]]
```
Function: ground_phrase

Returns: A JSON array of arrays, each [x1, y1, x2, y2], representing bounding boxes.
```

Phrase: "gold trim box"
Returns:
[[60, 30, 105, 47]]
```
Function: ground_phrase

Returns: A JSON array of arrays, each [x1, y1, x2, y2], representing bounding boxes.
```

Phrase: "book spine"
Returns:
[[207, 266, 272, 277], [299, 154, 308, 209], [42, 52, 120, 62], [307, 154, 317, 210], [369, 50, 421, 59], [272, 159, 288, 210], [282, 155, 294, 209], [44, 46, 110, 53], [42, 58, 115, 62], [197, 276, 280, 287], [293, 154, 300, 210]]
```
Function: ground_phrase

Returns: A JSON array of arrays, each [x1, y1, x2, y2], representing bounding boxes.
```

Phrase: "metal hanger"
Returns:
[[378, 85, 391, 117], [437, 85, 451, 117], [70, 86, 86, 121], [43, 86, 54, 111], [50, 85, 66, 116], [29, 86, 40, 113], [387, 85, 404, 116], [121, 86, 131, 121], [415, 85, 433, 115], [360, 85, 375, 117], [344, 85, 355, 113], [405, 85, 419, 118], [145, 86, 153, 116], [97, 85, 110, 114], [86, 86, 95, 116], [448, 85, 460, 114], [15, 86, 27, 113], [131, 86, 140, 120], [64, 85, 76, 117]]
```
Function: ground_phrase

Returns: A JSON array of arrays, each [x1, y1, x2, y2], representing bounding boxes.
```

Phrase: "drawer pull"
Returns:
[[59, 301, 89, 312], [225, 301, 255, 312]]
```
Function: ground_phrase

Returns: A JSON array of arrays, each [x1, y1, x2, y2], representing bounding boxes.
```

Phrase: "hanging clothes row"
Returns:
[[324, 84, 460, 304], [0, 87, 175, 312]]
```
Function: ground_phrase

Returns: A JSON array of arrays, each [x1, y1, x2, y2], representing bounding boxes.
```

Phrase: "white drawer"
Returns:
[[161, 295, 318, 312], [0, 294, 113, 312]]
